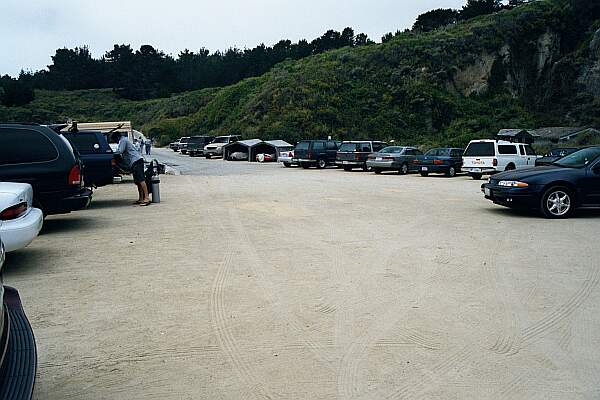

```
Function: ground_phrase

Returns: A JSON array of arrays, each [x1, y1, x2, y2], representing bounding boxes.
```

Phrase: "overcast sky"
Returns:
[[2, 0, 466, 76]]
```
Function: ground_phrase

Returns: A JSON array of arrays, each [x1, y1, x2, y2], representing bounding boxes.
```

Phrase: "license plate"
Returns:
[[421, 167, 428, 171], [485, 187, 491, 197], [343, 161, 349, 165], [472, 168, 481, 172]]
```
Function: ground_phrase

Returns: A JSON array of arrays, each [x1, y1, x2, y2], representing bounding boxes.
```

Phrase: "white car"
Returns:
[[279, 149, 296, 167], [204, 135, 242, 158], [0, 183, 43, 252], [462, 140, 539, 180]]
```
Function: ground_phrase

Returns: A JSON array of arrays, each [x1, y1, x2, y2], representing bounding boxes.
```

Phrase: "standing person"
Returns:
[[145, 138, 152, 155], [111, 132, 151, 206]]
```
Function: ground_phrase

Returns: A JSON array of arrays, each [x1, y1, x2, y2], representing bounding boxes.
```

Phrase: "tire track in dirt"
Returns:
[[521, 265, 600, 345]]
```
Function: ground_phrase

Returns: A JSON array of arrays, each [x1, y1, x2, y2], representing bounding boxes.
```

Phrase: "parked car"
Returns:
[[535, 147, 579, 166], [365, 146, 421, 174], [293, 140, 340, 169], [0, 124, 93, 216], [279, 150, 296, 167], [413, 147, 464, 177], [62, 130, 116, 187], [178, 137, 192, 154], [482, 146, 600, 218], [337, 141, 388, 171], [229, 152, 248, 161], [169, 141, 180, 151], [187, 136, 215, 157], [462, 140, 538, 180], [204, 135, 242, 158], [0, 182, 43, 252], [0, 235, 37, 399]]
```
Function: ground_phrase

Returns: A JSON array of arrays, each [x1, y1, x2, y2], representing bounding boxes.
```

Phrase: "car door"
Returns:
[[582, 159, 600, 205], [524, 144, 537, 166], [518, 145, 530, 167]]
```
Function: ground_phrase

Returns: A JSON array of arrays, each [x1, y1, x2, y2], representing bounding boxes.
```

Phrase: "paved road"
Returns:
[[5, 162, 600, 399]]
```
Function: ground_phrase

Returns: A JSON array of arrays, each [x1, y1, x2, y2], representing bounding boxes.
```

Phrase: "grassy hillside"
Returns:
[[1, 0, 598, 147]]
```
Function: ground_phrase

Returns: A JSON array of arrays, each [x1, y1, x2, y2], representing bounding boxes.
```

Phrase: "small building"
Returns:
[[497, 129, 539, 144], [223, 139, 262, 161]]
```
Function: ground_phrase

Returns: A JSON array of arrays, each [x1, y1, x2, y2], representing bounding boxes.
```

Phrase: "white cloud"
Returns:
[[1, 0, 466, 75]]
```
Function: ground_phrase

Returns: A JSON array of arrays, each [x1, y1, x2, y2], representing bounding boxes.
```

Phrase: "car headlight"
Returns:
[[498, 180, 529, 188]]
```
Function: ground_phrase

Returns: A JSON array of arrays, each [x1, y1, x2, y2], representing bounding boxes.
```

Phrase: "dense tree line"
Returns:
[[0, 27, 372, 104]]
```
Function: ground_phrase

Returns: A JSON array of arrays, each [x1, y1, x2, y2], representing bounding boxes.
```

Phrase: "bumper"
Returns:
[[482, 184, 539, 208], [279, 157, 294, 164], [337, 160, 365, 167], [0, 208, 43, 253], [463, 167, 497, 175], [45, 188, 93, 215], [204, 148, 223, 156], [415, 164, 450, 173], [295, 159, 317, 164], [365, 160, 398, 169], [0, 287, 37, 400], [188, 149, 204, 156]]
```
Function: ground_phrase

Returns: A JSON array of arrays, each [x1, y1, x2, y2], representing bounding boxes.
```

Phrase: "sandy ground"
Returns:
[[4, 150, 600, 399]]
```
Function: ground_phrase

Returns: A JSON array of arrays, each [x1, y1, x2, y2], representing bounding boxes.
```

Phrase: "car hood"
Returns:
[[493, 166, 571, 181]]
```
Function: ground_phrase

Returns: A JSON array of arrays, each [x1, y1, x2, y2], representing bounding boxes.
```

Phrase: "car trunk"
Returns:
[[294, 143, 310, 159]]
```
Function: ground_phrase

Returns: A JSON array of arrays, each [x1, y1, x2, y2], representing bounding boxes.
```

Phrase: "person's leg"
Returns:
[[135, 182, 144, 202], [139, 181, 150, 202]]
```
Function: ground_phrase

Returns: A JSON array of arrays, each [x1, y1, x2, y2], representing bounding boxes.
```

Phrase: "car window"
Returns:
[[372, 143, 386, 152], [339, 143, 358, 152], [326, 141, 337, 150], [360, 143, 371, 152], [0, 127, 59, 165], [64, 133, 102, 154], [554, 147, 600, 168], [464, 142, 494, 157], [525, 145, 536, 156], [498, 145, 518, 155], [380, 146, 402, 153], [415, 149, 423, 155], [296, 142, 309, 151], [312, 141, 325, 151]]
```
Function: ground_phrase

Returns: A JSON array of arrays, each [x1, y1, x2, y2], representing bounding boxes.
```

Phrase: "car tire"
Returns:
[[446, 166, 456, 177], [374, 168, 382, 174], [317, 159, 327, 169], [343, 166, 352, 172], [283, 162, 292, 168], [420, 172, 429, 177], [301, 163, 311, 169], [470, 173, 482, 180], [541, 186, 574, 219], [205, 155, 211, 159], [399, 163, 408, 175]]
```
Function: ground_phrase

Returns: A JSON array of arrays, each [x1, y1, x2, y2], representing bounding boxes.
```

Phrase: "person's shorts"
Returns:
[[131, 159, 145, 183]]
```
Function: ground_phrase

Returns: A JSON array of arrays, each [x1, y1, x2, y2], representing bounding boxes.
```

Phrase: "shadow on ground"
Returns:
[[2, 247, 59, 276], [88, 198, 136, 210], [484, 206, 600, 219], [40, 216, 96, 235]]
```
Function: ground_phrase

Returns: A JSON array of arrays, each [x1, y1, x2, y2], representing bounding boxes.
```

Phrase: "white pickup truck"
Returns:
[[462, 140, 539, 180]]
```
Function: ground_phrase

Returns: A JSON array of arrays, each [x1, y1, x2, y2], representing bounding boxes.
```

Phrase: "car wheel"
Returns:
[[399, 163, 408, 175], [446, 166, 456, 177], [470, 173, 482, 180], [301, 163, 311, 169], [374, 168, 382, 174], [317, 159, 327, 169], [283, 162, 292, 168], [420, 172, 429, 177], [205, 155, 211, 159], [541, 186, 574, 219], [343, 166, 352, 172]]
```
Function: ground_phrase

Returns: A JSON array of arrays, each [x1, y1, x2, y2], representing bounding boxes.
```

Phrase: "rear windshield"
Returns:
[[425, 148, 450, 157], [380, 146, 403, 154], [189, 137, 210, 143], [295, 142, 309, 151], [339, 142, 371, 152], [180, 137, 190, 143], [554, 147, 600, 168], [464, 142, 495, 157], [64, 132, 104, 154]]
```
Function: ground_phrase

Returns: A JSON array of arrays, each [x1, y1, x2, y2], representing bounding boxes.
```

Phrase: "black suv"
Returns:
[[62, 130, 116, 187], [187, 136, 215, 157], [293, 140, 340, 169], [0, 124, 93, 216]]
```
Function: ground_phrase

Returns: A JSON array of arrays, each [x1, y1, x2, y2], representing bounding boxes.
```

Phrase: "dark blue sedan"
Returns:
[[412, 148, 464, 177], [482, 147, 600, 218]]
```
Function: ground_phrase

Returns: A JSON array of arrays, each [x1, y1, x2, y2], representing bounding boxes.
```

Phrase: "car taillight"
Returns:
[[68, 164, 82, 186], [493, 158, 498, 167], [289, 152, 293, 157], [0, 202, 27, 221], [434, 159, 444, 165], [413, 160, 420, 164]]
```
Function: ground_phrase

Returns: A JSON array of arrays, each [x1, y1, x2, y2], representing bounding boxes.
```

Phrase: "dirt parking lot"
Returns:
[[4, 153, 600, 399]]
